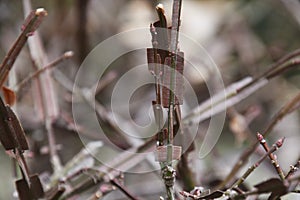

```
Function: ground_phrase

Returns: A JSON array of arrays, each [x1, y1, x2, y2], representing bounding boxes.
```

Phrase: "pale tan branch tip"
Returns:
[[156, 3, 165, 14], [64, 51, 74, 58], [35, 8, 48, 16]]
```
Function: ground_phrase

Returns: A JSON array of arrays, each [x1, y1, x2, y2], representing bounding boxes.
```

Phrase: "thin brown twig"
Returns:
[[23, 0, 62, 173], [266, 58, 300, 79], [287, 172, 300, 182], [231, 137, 285, 189], [95, 71, 117, 94], [53, 69, 133, 149], [110, 178, 141, 200], [0, 8, 47, 87], [238, 49, 300, 92], [218, 92, 300, 189], [184, 48, 300, 126], [160, 1, 183, 200], [15, 51, 74, 92], [76, 0, 90, 64], [285, 160, 300, 179], [86, 191, 103, 200], [59, 168, 101, 184], [257, 133, 285, 180], [58, 134, 157, 199], [262, 49, 300, 79]]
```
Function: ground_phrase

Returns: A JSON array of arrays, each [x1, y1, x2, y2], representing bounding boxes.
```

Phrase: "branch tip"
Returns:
[[35, 8, 47, 16], [156, 3, 165, 13], [64, 51, 74, 58], [256, 132, 264, 142], [276, 137, 285, 148]]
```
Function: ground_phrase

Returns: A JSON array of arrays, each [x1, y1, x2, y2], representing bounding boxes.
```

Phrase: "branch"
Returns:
[[285, 159, 300, 179], [110, 178, 141, 200], [218, 92, 300, 189], [183, 48, 300, 124], [257, 133, 285, 180], [15, 51, 74, 92], [23, 0, 62, 173], [0, 8, 47, 87], [231, 137, 285, 189], [161, 1, 183, 199]]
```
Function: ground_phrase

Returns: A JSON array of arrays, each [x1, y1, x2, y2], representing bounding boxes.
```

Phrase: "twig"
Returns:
[[240, 49, 300, 91], [232, 188, 262, 199], [287, 173, 300, 183], [263, 93, 300, 135], [86, 191, 103, 200], [23, 0, 62, 173], [60, 168, 101, 184], [95, 71, 117, 94], [60, 172, 104, 199], [257, 133, 285, 180], [76, 0, 90, 63], [169, 0, 182, 54], [148, 5, 166, 147], [183, 49, 300, 124], [15, 51, 74, 92], [161, 1, 183, 200], [0, 8, 47, 87], [231, 137, 285, 189], [110, 178, 141, 200], [150, 23, 162, 106], [53, 69, 136, 148], [177, 152, 195, 191], [167, 0, 182, 144], [50, 141, 103, 185], [59, 135, 157, 199], [285, 159, 300, 179], [218, 92, 300, 189]]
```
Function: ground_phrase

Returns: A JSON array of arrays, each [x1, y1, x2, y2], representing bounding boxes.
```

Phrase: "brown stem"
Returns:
[[257, 133, 285, 180], [53, 69, 133, 149], [16, 51, 73, 92], [110, 178, 141, 200], [231, 137, 285, 189], [0, 8, 47, 87], [238, 49, 300, 93], [76, 0, 90, 64], [218, 92, 300, 189], [262, 49, 300, 79], [95, 71, 117, 94], [59, 134, 156, 199], [285, 159, 300, 179], [23, 0, 62, 173]]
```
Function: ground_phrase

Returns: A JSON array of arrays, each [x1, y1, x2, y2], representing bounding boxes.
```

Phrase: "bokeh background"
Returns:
[[0, 0, 299, 199]]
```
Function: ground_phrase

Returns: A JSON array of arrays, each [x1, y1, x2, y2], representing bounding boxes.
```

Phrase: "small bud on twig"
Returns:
[[256, 132, 264, 142], [275, 137, 285, 148], [35, 8, 47, 16], [64, 51, 74, 58]]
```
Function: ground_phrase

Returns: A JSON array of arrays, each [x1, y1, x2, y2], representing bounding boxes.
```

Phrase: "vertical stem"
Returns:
[[76, 0, 90, 64], [0, 8, 47, 88], [167, 0, 182, 147], [23, 0, 62, 173], [167, 104, 174, 145], [151, 24, 162, 106], [170, 0, 182, 54], [164, 1, 183, 200]]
